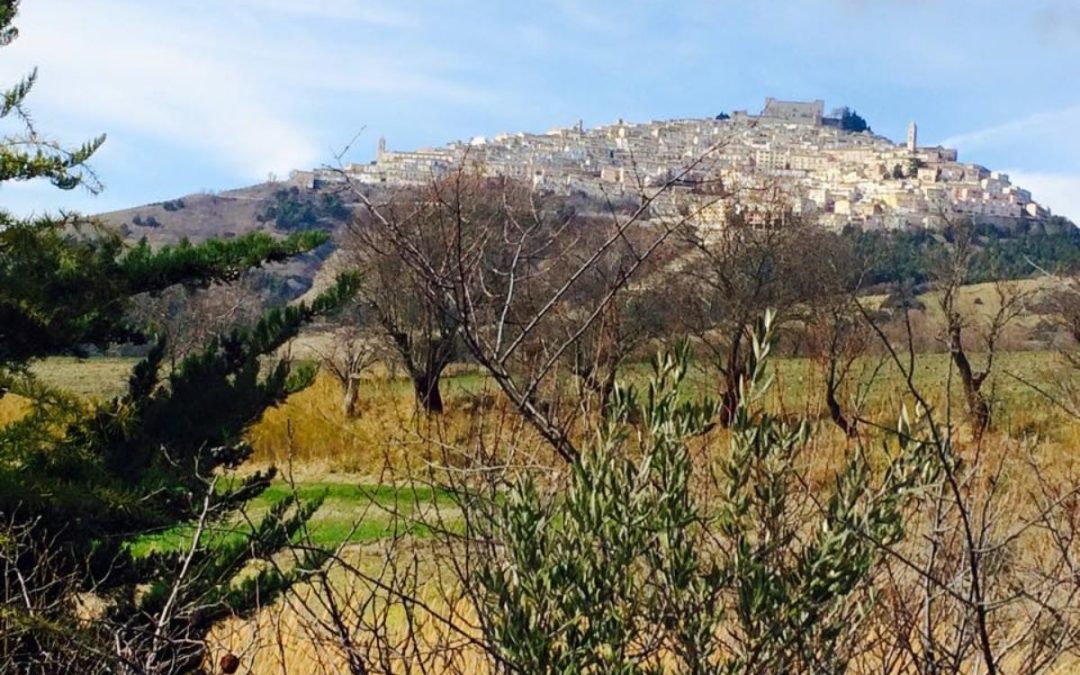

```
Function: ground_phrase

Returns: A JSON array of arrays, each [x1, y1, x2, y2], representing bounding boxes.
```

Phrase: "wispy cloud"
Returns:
[[1033, 1, 1080, 42], [939, 105, 1080, 151], [1006, 171, 1080, 223], [2, 0, 495, 185], [938, 104, 1080, 221], [7, 2, 317, 179]]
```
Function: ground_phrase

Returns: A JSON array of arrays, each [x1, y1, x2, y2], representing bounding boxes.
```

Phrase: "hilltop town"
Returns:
[[293, 98, 1052, 231]]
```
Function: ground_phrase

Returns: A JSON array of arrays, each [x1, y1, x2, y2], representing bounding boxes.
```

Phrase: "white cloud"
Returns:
[[1007, 170, 1080, 224], [938, 104, 1080, 224], [4, 1, 320, 179], [938, 105, 1080, 152], [0, 0, 494, 184]]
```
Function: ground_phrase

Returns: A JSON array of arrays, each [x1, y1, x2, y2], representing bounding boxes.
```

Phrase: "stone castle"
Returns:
[[292, 98, 1052, 230]]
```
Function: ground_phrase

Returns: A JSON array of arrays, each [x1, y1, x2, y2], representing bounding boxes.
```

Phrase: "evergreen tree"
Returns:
[[0, 3, 356, 670], [833, 106, 870, 133]]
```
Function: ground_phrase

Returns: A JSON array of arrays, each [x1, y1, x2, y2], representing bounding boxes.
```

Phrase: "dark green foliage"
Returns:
[[14, 267, 356, 539], [0, 4, 355, 668], [161, 198, 185, 211], [716, 111, 731, 120], [0, 221, 329, 367], [0, 272, 357, 671], [834, 106, 870, 133], [847, 225, 1080, 287], [257, 185, 351, 231], [0, 1, 17, 45]]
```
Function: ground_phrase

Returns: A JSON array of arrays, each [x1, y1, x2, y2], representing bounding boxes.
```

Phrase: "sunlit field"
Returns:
[[6, 346, 1077, 529], [5, 339, 1080, 673], [5, 347, 1075, 474]]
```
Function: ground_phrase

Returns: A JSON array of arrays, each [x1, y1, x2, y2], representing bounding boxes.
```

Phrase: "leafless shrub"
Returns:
[[130, 276, 263, 365], [934, 221, 1031, 438], [314, 324, 383, 418]]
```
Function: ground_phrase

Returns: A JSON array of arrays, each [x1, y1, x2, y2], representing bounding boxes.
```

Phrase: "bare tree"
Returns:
[[850, 270, 1080, 675], [806, 296, 873, 436], [343, 157, 725, 459], [311, 304, 386, 416], [935, 222, 1029, 438], [317, 324, 382, 418], [548, 212, 676, 418], [670, 197, 818, 426], [1043, 272, 1080, 410], [344, 181, 481, 413], [130, 276, 263, 365], [801, 231, 876, 436], [0, 513, 114, 673], [1054, 273, 1080, 349]]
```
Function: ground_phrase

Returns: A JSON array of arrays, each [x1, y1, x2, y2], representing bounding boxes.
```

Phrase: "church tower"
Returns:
[[907, 122, 918, 152], [377, 137, 387, 162]]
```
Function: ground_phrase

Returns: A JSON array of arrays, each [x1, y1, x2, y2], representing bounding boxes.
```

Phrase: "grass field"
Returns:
[[26, 356, 139, 400], [248, 348, 1075, 472], [6, 339, 1080, 673], [7, 348, 1074, 473], [128, 482, 456, 557], [8, 345, 1075, 556]]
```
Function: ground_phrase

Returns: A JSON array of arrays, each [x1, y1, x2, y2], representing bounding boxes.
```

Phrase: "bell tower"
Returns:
[[907, 122, 918, 152]]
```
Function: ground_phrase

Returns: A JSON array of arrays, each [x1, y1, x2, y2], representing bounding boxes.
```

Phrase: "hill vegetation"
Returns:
[[256, 186, 351, 231], [851, 217, 1080, 288]]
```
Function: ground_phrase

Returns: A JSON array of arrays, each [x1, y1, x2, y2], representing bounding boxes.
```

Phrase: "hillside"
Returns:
[[96, 182, 340, 303], [96, 182, 282, 245], [91, 99, 1078, 316]]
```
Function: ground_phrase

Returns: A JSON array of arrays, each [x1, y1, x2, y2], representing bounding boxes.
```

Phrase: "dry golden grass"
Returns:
[[208, 543, 491, 674], [247, 368, 561, 477], [247, 350, 1078, 478], [216, 346, 1080, 674], [0, 393, 30, 427], [9, 346, 1080, 673]]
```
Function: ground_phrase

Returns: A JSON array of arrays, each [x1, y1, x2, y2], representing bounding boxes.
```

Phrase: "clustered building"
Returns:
[[293, 98, 1051, 230]]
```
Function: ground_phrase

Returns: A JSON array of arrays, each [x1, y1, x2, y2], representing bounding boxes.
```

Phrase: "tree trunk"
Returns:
[[718, 332, 746, 428], [342, 375, 362, 418], [964, 387, 991, 440], [574, 361, 620, 420], [718, 365, 744, 428], [825, 360, 857, 437], [826, 384, 856, 437], [949, 322, 990, 438], [414, 373, 444, 414]]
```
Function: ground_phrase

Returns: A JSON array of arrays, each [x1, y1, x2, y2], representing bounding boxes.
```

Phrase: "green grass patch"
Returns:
[[127, 481, 457, 558]]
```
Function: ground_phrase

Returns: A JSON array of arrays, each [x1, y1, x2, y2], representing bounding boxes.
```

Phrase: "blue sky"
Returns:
[[3, 0, 1080, 220]]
